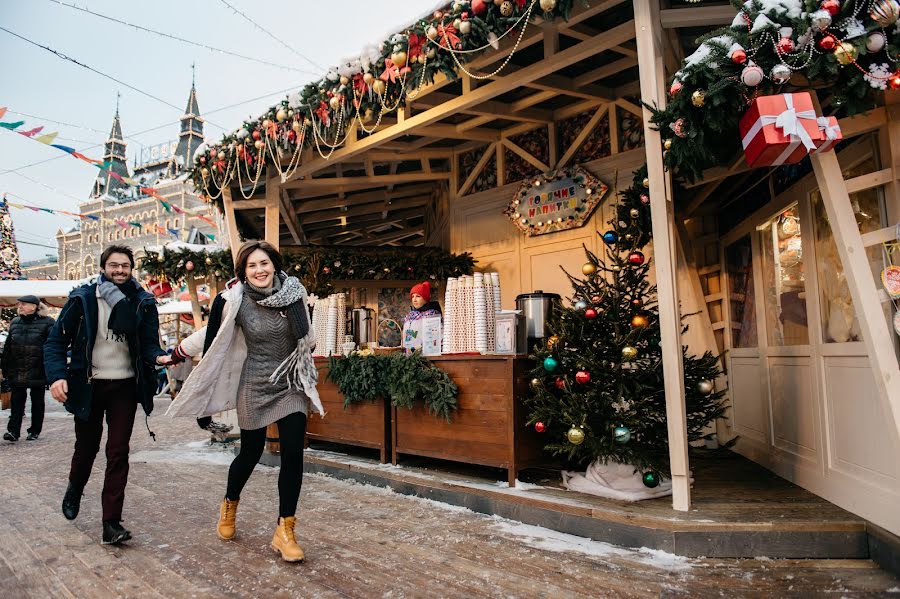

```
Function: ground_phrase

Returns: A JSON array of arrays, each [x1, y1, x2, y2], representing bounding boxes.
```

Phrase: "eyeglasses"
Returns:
[[105, 263, 132, 270]]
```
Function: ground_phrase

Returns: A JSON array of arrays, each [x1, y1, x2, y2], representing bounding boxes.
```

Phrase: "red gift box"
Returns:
[[814, 115, 842, 153], [739, 92, 823, 167]]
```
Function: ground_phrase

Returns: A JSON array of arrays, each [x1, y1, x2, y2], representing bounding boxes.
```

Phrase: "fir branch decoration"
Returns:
[[327, 352, 458, 421]]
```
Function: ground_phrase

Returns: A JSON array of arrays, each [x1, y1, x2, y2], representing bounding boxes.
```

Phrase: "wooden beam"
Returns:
[[660, 5, 736, 28], [496, 141, 506, 187], [306, 208, 425, 237], [264, 174, 280, 250], [414, 92, 554, 124], [609, 104, 619, 155], [557, 105, 609, 169], [501, 138, 550, 173], [574, 56, 639, 88], [293, 184, 435, 213], [284, 172, 450, 190], [810, 146, 900, 459], [459, 142, 497, 196], [302, 196, 429, 225], [289, 20, 636, 179], [221, 187, 241, 259], [345, 227, 424, 246], [878, 92, 900, 218], [635, 0, 691, 512], [279, 189, 304, 245], [417, 124, 500, 142]]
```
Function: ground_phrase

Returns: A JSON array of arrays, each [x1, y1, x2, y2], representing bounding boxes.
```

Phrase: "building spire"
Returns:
[[175, 73, 204, 172]]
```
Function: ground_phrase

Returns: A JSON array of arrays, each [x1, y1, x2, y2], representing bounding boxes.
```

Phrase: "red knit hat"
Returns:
[[410, 281, 431, 302]]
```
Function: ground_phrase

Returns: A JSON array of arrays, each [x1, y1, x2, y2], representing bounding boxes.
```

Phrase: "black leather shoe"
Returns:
[[3, 432, 17, 442], [26, 433, 39, 441], [62, 483, 83, 520], [101, 520, 132, 545]]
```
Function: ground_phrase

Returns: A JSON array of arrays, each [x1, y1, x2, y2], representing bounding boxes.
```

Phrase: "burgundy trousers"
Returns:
[[68, 378, 138, 522]]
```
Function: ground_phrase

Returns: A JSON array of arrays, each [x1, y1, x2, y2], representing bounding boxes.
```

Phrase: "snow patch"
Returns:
[[756, 0, 803, 19], [131, 441, 236, 467], [751, 14, 778, 34]]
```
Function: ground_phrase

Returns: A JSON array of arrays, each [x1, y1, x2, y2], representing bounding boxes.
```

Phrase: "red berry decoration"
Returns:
[[818, 34, 837, 51], [534, 421, 547, 433], [731, 49, 747, 64], [821, 0, 840, 15], [584, 308, 598, 320], [555, 377, 566, 390], [575, 370, 591, 384], [628, 251, 645, 266]]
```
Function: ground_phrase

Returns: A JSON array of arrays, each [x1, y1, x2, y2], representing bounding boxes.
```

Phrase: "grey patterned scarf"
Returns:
[[248, 273, 323, 416]]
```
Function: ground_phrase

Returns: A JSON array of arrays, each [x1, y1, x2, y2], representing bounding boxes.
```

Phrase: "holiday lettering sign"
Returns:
[[504, 166, 608, 236]]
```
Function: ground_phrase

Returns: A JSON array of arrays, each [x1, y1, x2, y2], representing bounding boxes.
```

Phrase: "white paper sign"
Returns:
[[421, 316, 443, 356]]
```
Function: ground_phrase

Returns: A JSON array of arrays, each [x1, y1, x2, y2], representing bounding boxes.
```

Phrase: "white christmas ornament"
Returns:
[[741, 62, 764, 86], [771, 63, 792, 84], [810, 9, 832, 30], [866, 31, 887, 52]]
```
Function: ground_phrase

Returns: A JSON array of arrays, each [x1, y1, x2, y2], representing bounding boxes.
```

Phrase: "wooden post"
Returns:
[[184, 276, 205, 329], [221, 187, 241, 261], [634, 0, 691, 511], [809, 149, 900, 444], [265, 174, 281, 250]]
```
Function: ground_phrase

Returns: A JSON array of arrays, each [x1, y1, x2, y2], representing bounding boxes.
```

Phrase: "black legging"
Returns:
[[225, 411, 307, 518]]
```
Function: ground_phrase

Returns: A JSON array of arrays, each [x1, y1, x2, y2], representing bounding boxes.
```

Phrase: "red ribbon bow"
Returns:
[[408, 33, 424, 61], [315, 100, 331, 126], [437, 24, 461, 50]]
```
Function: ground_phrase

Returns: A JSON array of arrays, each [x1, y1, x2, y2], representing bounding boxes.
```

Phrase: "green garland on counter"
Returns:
[[327, 352, 458, 421]]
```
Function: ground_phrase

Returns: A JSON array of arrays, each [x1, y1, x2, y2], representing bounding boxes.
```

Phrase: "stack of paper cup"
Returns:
[[443, 277, 456, 353], [335, 293, 346, 356], [483, 277, 495, 352], [325, 295, 338, 357], [491, 272, 501, 312], [474, 273, 487, 353], [313, 297, 329, 356]]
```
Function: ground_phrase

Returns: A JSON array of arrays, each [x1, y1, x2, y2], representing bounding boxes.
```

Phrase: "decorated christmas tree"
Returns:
[[0, 197, 22, 280], [524, 175, 727, 490]]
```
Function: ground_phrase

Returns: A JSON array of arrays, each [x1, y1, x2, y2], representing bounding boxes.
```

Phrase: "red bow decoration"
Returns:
[[437, 24, 461, 50], [315, 100, 331, 126], [408, 33, 424, 61], [515, 0, 526, 8], [380, 58, 404, 84], [236, 144, 254, 166], [215, 158, 226, 174], [352, 73, 369, 108], [265, 120, 277, 138]]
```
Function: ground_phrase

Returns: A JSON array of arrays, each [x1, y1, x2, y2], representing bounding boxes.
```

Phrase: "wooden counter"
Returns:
[[306, 359, 391, 463], [391, 355, 546, 486]]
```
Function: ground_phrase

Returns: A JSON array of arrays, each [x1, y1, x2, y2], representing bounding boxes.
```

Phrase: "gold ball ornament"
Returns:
[[426, 26, 438, 41], [329, 95, 341, 110], [539, 0, 557, 10], [373, 79, 386, 95], [200, 167, 209, 177], [391, 50, 408, 69], [205, 257, 213, 265], [697, 379, 714, 395], [217, 151, 225, 160], [642, 177, 650, 189], [870, 0, 900, 27], [547, 335, 559, 349], [275, 108, 287, 122], [363, 72, 375, 86], [691, 90, 706, 107], [664, 139, 672, 150], [582, 262, 597, 276], [254, 140, 265, 150], [630, 313, 650, 329], [156, 254, 165, 263], [459, 20, 472, 34], [833, 41, 858, 66], [566, 426, 586, 445], [339, 75, 350, 86], [500, 0, 514, 16], [621, 345, 638, 360], [292, 121, 302, 133]]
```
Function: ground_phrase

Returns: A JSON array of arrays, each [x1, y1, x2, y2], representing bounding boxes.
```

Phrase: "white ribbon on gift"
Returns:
[[741, 94, 818, 166], [814, 116, 841, 154]]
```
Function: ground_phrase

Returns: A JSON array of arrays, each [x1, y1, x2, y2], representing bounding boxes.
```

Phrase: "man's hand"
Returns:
[[50, 379, 68, 403], [156, 355, 174, 367]]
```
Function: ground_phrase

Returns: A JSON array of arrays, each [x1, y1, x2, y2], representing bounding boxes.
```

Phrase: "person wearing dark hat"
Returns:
[[2, 295, 54, 442]]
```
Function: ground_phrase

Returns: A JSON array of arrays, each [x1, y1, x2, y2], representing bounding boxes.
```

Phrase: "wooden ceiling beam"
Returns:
[[345, 227, 424, 246], [284, 171, 450, 190], [288, 183, 435, 207], [574, 56, 639, 88], [660, 5, 737, 28], [288, 20, 636, 179], [302, 197, 429, 225], [305, 208, 425, 238], [413, 92, 554, 124]]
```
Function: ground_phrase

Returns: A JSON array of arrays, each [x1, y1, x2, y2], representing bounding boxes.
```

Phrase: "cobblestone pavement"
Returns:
[[1, 399, 898, 598]]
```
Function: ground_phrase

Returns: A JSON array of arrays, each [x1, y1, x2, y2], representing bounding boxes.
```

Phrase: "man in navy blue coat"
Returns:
[[44, 245, 172, 545]]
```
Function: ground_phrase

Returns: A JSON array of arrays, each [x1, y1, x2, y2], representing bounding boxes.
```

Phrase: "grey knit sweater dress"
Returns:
[[234, 291, 309, 430]]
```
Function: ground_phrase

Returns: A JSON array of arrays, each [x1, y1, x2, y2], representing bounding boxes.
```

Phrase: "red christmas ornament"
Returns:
[[584, 308, 598, 320], [731, 49, 747, 64], [575, 370, 591, 384], [472, 0, 488, 15], [890, 70, 900, 90], [323, 266, 331, 275], [640, 194, 650, 206], [185, 261, 194, 272], [669, 81, 682, 96], [251, 130, 261, 141], [554, 378, 566, 390], [591, 295, 601, 303], [627, 251, 645, 266], [534, 421, 547, 433], [631, 298, 643, 308], [818, 34, 837, 51], [777, 35, 795, 54], [199, 156, 207, 165], [287, 129, 297, 142], [821, 0, 840, 16]]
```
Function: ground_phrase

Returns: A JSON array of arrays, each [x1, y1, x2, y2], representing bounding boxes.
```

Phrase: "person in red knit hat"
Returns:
[[402, 282, 442, 352]]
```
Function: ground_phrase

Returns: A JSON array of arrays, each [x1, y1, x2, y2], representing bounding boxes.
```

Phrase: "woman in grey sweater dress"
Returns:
[[171, 240, 313, 562]]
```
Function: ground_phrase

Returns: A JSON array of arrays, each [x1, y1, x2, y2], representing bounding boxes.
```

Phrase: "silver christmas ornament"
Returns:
[[771, 63, 791, 84], [697, 379, 714, 395]]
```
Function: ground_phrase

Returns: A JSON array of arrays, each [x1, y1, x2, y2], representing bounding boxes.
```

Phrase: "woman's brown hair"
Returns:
[[234, 240, 284, 282]]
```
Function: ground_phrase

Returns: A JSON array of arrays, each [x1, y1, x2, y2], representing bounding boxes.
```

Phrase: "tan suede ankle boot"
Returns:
[[271, 516, 304, 562], [217, 498, 239, 540]]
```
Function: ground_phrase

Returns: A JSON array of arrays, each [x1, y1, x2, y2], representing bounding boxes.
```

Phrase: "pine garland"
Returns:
[[326, 352, 458, 421]]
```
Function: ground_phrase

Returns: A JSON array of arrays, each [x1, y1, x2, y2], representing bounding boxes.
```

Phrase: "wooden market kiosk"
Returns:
[[202, 0, 900, 560]]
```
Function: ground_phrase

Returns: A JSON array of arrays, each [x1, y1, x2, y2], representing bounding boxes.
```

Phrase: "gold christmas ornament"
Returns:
[[539, 0, 557, 10], [621, 345, 638, 360], [630, 313, 650, 329], [254, 140, 265, 150], [292, 121, 302, 133], [275, 108, 287, 122], [642, 177, 650, 188], [459, 20, 472, 34], [664, 139, 672, 150], [691, 90, 706, 107], [582, 262, 597, 276], [373, 79, 386, 95], [566, 426, 586, 445], [205, 257, 213, 265], [426, 26, 438, 41], [500, 0, 514, 16], [547, 335, 559, 349], [200, 167, 209, 177], [363, 72, 375, 86], [156, 254, 165, 263], [870, 0, 900, 27], [833, 41, 858, 66], [217, 151, 225, 160], [329, 95, 341, 110], [339, 75, 350, 86], [391, 50, 408, 69]]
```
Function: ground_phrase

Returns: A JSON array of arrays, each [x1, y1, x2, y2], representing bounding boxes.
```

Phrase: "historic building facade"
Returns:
[[55, 84, 219, 279]]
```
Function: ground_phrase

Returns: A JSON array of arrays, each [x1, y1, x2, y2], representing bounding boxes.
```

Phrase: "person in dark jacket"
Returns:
[[44, 245, 172, 545], [2, 295, 54, 442]]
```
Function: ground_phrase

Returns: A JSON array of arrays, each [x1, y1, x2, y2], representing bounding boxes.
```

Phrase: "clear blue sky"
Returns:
[[0, 0, 439, 262]]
